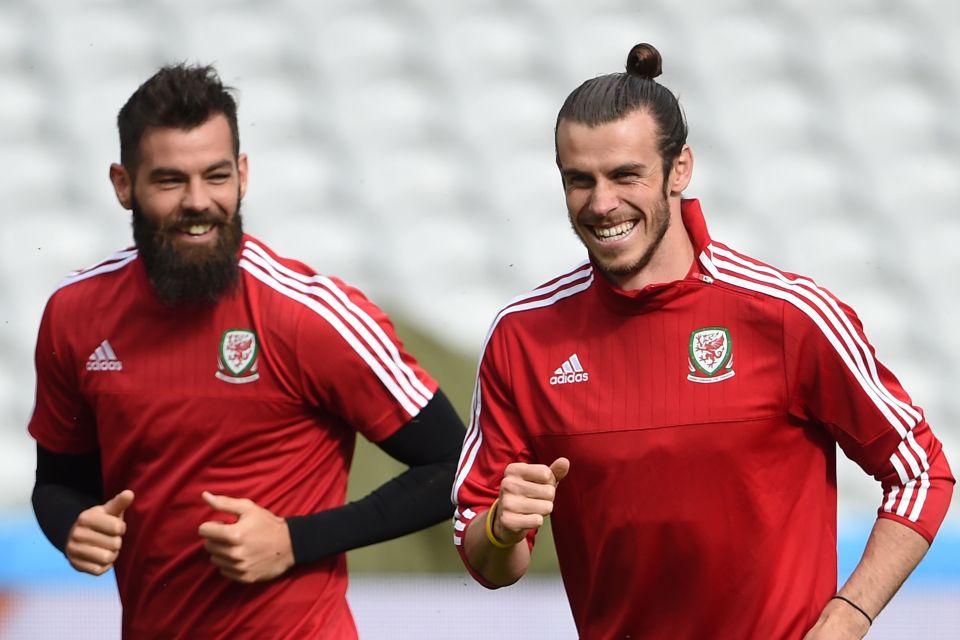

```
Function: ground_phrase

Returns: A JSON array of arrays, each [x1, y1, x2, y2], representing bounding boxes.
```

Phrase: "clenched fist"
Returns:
[[198, 491, 295, 584], [66, 489, 134, 575], [490, 457, 570, 546]]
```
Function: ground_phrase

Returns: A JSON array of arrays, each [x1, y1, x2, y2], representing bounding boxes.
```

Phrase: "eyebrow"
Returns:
[[147, 160, 234, 180], [610, 162, 649, 173], [560, 162, 651, 179]]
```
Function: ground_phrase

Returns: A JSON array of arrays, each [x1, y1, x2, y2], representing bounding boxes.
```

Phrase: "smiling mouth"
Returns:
[[171, 221, 220, 239], [591, 220, 636, 241], [184, 224, 214, 236]]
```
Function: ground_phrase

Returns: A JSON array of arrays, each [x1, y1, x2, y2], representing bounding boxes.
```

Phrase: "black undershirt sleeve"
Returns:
[[287, 388, 466, 564], [32, 445, 104, 553]]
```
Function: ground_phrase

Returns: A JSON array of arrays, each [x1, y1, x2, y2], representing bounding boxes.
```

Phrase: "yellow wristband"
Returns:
[[484, 498, 516, 549]]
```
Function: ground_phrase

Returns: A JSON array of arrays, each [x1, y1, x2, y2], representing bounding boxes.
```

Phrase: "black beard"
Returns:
[[132, 198, 244, 306]]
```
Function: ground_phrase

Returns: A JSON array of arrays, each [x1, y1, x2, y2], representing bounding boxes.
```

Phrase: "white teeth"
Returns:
[[186, 224, 212, 236], [594, 221, 635, 239]]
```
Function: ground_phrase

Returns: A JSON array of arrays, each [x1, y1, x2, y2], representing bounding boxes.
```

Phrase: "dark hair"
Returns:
[[555, 43, 688, 180], [117, 63, 240, 171]]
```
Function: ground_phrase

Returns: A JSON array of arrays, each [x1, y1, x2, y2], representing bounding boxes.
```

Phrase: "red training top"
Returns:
[[30, 235, 437, 639], [453, 199, 953, 639]]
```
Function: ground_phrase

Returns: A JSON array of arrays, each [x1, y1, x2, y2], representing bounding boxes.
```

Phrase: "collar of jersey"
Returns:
[[591, 199, 712, 315]]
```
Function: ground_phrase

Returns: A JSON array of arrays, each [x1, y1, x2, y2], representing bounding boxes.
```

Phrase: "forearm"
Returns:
[[32, 445, 104, 552], [287, 458, 456, 563], [807, 518, 930, 638], [289, 390, 465, 564], [32, 484, 101, 552], [462, 507, 530, 587], [838, 518, 929, 618]]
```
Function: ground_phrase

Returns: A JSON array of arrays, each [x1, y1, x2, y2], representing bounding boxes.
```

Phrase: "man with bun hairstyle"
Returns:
[[453, 43, 953, 638], [28, 63, 466, 638]]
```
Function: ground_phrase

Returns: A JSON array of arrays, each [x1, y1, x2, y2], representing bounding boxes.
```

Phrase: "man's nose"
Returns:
[[181, 178, 212, 212], [588, 181, 618, 216]]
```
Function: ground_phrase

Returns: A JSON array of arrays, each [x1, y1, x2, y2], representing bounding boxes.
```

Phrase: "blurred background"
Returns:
[[1, 0, 958, 637]]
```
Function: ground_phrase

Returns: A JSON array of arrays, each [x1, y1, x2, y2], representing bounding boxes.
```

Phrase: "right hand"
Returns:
[[65, 489, 134, 575], [491, 457, 570, 546]]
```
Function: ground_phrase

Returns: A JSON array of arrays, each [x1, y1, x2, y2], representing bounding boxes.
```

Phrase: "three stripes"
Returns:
[[700, 242, 929, 522]]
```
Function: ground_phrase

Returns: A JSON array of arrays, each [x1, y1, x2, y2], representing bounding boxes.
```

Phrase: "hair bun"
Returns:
[[625, 43, 662, 80]]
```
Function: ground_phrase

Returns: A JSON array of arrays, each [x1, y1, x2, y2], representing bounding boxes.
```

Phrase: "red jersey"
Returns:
[[29, 235, 437, 639], [453, 199, 954, 639]]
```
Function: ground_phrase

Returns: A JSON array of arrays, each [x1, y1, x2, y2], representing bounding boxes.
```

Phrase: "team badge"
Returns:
[[687, 327, 735, 383], [216, 329, 260, 384]]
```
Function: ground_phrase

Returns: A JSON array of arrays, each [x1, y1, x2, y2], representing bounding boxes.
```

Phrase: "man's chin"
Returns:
[[141, 234, 242, 305]]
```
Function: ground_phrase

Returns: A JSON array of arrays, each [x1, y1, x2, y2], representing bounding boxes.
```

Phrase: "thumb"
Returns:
[[550, 457, 571, 484], [103, 489, 135, 517], [202, 491, 251, 517]]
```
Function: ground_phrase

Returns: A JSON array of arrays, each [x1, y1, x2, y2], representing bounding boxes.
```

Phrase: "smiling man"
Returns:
[[28, 64, 466, 639], [452, 43, 954, 639]]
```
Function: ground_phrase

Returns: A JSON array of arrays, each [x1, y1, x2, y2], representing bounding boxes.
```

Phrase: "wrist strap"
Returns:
[[484, 498, 515, 549], [831, 595, 873, 626]]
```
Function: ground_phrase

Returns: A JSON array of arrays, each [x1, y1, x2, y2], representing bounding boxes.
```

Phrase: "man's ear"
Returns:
[[238, 153, 248, 199], [668, 145, 694, 196], [109, 163, 133, 210]]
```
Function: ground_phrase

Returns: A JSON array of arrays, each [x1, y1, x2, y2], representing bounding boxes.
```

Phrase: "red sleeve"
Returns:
[[295, 275, 437, 442], [28, 292, 98, 453], [783, 296, 954, 543], [452, 321, 537, 585]]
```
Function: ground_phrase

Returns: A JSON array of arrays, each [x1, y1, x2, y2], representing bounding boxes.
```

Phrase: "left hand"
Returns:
[[197, 491, 295, 583], [802, 597, 871, 640]]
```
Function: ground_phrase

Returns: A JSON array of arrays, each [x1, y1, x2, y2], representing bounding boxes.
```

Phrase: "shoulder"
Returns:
[[239, 235, 374, 303], [485, 260, 594, 341], [238, 236, 320, 283], [699, 239, 860, 333], [48, 247, 139, 306], [237, 235, 384, 329]]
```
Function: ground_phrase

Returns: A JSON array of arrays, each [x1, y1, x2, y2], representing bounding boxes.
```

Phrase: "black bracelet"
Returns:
[[831, 595, 873, 626]]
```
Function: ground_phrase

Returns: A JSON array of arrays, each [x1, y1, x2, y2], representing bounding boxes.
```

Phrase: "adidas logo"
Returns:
[[86, 340, 123, 371], [549, 353, 589, 385]]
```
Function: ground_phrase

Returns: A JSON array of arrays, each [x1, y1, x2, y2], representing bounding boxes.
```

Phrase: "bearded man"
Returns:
[[29, 63, 466, 639]]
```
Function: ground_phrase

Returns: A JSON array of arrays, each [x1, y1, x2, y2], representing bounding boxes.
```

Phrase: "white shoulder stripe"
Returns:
[[700, 243, 930, 520], [452, 263, 594, 505], [709, 245, 921, 426], [244, 241, 432, 402], [701, 246, 918, 435], [56, 250, 138, 291], [239, 255, 425, 417], [484, 263, 593, 357]]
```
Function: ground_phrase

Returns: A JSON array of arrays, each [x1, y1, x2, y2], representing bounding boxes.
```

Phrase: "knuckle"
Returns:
[[503, 462, 531, 479], [96, 549, 116, 565], [500, 477, 520, 494], [535, 467, 553, 483]]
